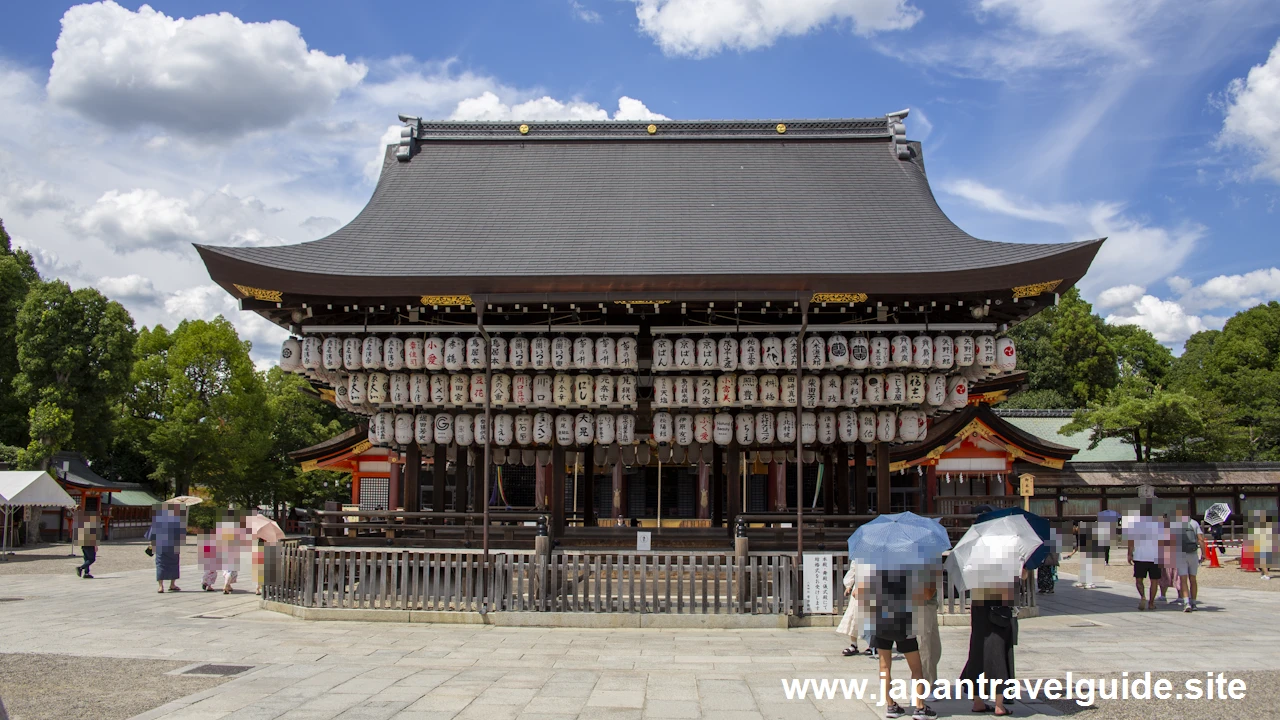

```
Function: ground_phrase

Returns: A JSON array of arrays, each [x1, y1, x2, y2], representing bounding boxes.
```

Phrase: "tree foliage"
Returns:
[[1008, 288, 1120, 407], [0, 220, 40, 447], [1063, 373, 1206, 462]]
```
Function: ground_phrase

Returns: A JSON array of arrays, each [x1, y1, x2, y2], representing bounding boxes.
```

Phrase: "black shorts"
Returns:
[[1133, 561, 1161, 580], [872, 636, 919, 654]]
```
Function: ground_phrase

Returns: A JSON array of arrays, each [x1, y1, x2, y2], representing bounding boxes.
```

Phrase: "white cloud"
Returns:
[[95, 274, 160, 304], [2, 180, 71, 217], [1096, 284, 1146, 309], [632, 0, 921, 58], [73, 189, 201, 252], [570, 0, 603, 22], [941, 178, 1074, 224], [10, 237, 81, 279], [1168, 267, 1280, 312], [164, 283, 288, 362], [1105, 295, 1210, 345], [46, 1, 366, 139], [976, 0, 1163, 55], [1217, 37, 1280, 182], [300, 216, 340, 235], [614, 96, 669, 121]]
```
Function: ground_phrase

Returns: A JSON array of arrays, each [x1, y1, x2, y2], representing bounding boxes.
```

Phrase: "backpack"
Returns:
[[1180, 522, 1200, 553]]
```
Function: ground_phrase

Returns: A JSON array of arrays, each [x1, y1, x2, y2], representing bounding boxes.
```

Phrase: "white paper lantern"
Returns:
[[926, 373, 947, 406], [800, 412, 817, 445], [595, 375, 615, 405], [713, 412, 733, 445], [443, 337, 465, 371], [473, 414, 488, 445], [652, 338, 674, 370], [616, 414, 636, 445], [674, 414, 694, 446], [717, 374, 736, 407], [574, 374, 594, 405], [530, 336, 551, 370], [404, 337, 424, 370], [995, 337, 1017, 372], [885, 373, 907, 405], [817, 412, 837, 445], [415, 413, 432, 445], [760, 375, 780, 407], [467, 374, 485, 404], [858, 411, 877, 443], [429, 374, 447, 405], [616, 336, 638, 370], [654, 376, 674, 407], [573, 336, 594, 369], [361, 336, 384, 370], [783, 336, 800, 370], [583, 337, 610, 372], [694, 413, 714, 445], [555, 414, 574, 446], [734, 412, 754, 445], [864, 373, 884, 405], [838, 410, 858, 443], [464, 336, 484, 370], [533, 375, 553, 407], [494, 414, 514, 446], [670, 337, 693, 369], [514, 413, 533, 445], [755, 412, 775, 444], [822, 334, 848, 368], [367, 372, 389, 404], [869, 336, 890, 370], [762, 336, 783, 370], [717, 337, 739, 371], [956, 336, 976, 367], [821, 374, 842, 408], [553, 374, 573, 407], [616, 375, 637, 405], [551, 336, 572, 370], [280, 338, 302, 372], [596, 414, 615, 445], [344, 337, 363, 370], [507, 336, 529, 370], [737, 375, 759, 405], [373, 412, 394, 445], [395, 413, 414, 445], [455, 414, 474, 445], [933, 336, 954, 370], [946, 375, 969, 408], [488, 336, 507, 370], [848, 336, 869, 370], [781, 374, 799, 407], [391, 373, 410, 405], [912, 336, 933, 369], [449, 374, 468, 406], [843, 374, 864, 406], [877, 411, 897, 442], [905, 372, 926, 404], [533, 412, 553, 445], [301, 336, 321, 371], [800, 375, 820, 409], [804, 336, 826, 370], [434, 413, 454, 445], [977, 335, 997, 367], [367, 420, 377, 445], [898, 410, 922, 443], [323, 337, 343, 371], [384, 337, 405, 371], [512, 374, 531, 405], [674, 376, 694, 408], [890, 335, 911, 368], [411, 374, 430, 406], [740, 336, 761, 371], [574, 413, 594, 444], [652, 412, 674, 444], [776, 411, 797, 444], [693, 338, 714, 369], [491, 373, 511, 406], [695, 376, 716, 408]]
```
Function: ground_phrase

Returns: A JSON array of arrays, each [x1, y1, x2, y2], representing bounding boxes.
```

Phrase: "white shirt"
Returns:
[[1126, 518, 1163, 563]]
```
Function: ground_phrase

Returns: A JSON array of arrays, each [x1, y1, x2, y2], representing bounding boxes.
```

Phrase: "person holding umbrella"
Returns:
[[146, 499, 194, 593]]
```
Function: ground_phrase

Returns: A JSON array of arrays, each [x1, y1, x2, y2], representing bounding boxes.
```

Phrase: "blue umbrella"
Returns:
[[977, 506, 1051, 569], [847, 512, 951, 571]]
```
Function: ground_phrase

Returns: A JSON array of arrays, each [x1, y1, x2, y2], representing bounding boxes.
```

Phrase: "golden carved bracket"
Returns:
[[1011, 280, 1063, 299], [420, 295, 473, 307], [811, 292, 868, 304], [233, 284, 283, 302]]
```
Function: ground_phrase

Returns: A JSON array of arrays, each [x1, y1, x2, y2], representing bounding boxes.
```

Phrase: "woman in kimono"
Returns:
[[146, 502, 186, 593]]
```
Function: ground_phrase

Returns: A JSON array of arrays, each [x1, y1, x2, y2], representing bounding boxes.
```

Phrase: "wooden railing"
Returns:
[[263, 546, 1033, 616]]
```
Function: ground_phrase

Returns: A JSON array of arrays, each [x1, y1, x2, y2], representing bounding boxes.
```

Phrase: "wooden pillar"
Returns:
[[853, 443, 868, 515], [697, 460, 711, 519], [453, 449, 470, 514], [773, 461, 788, 511], [351, 473, 362, 507], [581, 453, 596, 528], [712, 446, 724, 527], [388, 453, 402, 511], [611, 461, 625, 522], [834, 444, 850, 518], [535, 459, 548, 511], [925, 465, 938, 514], [551, 446, 566, 538], [404, 445, 421, 512], [726, 446, 742, 535], [822, 453, 834, 517], [432, 444, 447, 517], [765, 460, 776, 511], [875, 442, 891, 515]]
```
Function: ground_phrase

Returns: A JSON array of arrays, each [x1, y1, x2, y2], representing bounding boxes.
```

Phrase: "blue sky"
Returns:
[[1, 0, 1279, 363]]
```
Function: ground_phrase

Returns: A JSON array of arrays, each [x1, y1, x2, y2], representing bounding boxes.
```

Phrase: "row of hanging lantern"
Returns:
[[651, 371, 970, 410], [330, 371, 641, 410], [650, 334, 1015, 373], [280, 334, 640, 374], [368, 411, 638, 448]]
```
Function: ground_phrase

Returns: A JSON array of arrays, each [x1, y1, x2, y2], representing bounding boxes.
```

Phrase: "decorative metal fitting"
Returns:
[[647, 124, 657, 135], [519, 124, 530, 135]]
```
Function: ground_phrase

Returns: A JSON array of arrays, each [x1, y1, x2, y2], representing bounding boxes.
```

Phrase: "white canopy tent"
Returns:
[[0, 471, 77, 559]]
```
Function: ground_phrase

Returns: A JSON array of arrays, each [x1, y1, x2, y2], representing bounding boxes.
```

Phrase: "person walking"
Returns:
[[1172, 508, 1206, 611], [962, 584, 1017, 716], [1064, 521, 1100, 589], [1126, 511, 1164, 611], [73, 509, 100, 579], [870, 569, 934, 719], [837, 561, 872, 657], [1157, 516, 1183, 605], [1037, 542, 1059, 594], [146, 503, 186, 593]]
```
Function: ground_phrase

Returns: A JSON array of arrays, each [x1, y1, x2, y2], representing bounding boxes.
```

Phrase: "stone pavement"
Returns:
[[1, 562, 1278, 719]]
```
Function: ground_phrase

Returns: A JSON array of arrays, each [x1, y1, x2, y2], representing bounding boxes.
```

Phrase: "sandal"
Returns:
[[972, 705, 994, 714], [842, 645, 859, 657], [157, 588, 165, 593], [169, 586, 181, 592], [223, 588, 232, 594]]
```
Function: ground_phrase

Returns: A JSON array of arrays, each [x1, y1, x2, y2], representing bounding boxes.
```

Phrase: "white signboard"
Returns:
[[636, 531, 652, 552], [803, 553, 835, 614]]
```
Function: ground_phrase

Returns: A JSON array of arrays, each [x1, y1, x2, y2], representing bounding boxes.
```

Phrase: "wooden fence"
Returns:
[[264, 546, 1033, 616]]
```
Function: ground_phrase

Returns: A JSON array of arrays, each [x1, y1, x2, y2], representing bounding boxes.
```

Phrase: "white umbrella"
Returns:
[[1204, 503, 1231, 526], [945, 515, 1043, 593]]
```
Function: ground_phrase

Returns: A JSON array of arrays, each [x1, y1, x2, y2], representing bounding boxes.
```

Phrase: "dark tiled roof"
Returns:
[[197, 117, 1103, 298], [51, 451, 126, 491]]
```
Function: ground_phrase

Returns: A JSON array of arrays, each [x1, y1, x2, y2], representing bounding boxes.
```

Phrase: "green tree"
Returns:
[[1199, 302, 1280, 460], [1104, 323, 1173, 385], [1063, 373, 1206, 462], [1007, 288, 1117, 407], [13, 280, 136, 466], [0, 219, 40, 446]]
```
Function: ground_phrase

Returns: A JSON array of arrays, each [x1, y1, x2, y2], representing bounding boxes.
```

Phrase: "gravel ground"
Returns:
[[0, 653, 226, 720], [0, 538, 196, 578], [1039, 670, 1280, 720], [1059, 549, 1280, 592]]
